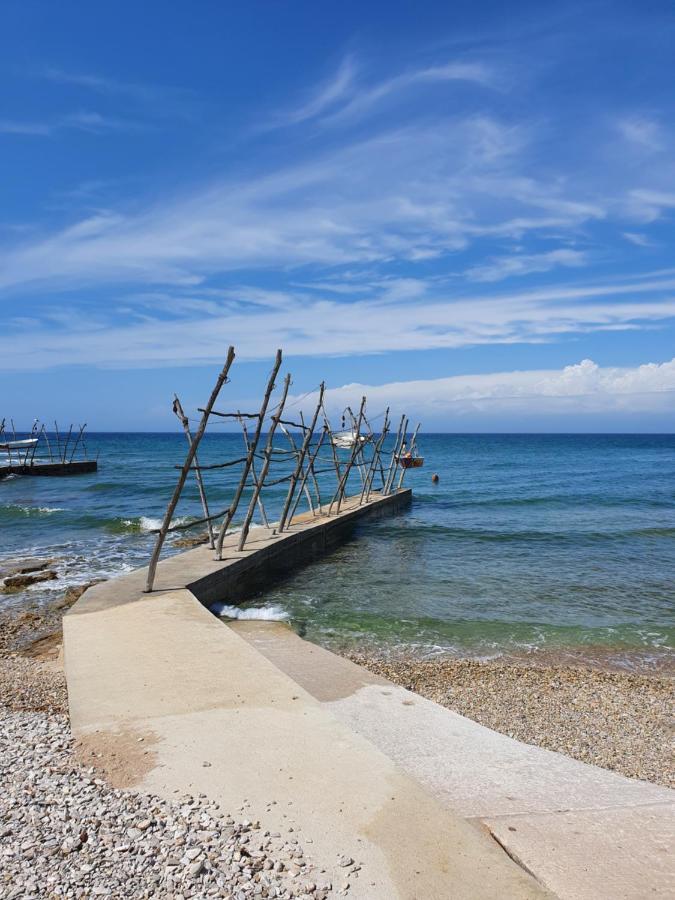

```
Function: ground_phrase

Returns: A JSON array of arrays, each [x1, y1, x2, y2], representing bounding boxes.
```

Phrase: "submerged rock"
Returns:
[[0, 557, 60, 579], [1, 570, 58, 593]]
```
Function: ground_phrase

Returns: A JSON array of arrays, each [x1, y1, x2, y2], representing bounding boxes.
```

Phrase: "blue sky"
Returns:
[[1, 0, 675, 431]]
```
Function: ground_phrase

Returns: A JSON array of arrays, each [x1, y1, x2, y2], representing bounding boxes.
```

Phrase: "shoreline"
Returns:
[[3, 588, 673, 790]]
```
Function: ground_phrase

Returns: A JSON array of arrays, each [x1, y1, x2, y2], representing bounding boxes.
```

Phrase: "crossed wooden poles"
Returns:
[[144, 347, 419, 592]]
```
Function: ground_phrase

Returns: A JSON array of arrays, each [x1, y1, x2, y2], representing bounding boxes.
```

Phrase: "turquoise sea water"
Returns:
[[2, 433, 674, 670]]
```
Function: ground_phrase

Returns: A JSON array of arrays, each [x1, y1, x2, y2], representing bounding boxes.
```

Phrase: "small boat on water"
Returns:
[[398, 452, 424, 469], [0, 438, 38, 451], [332, 430, 367, 449]]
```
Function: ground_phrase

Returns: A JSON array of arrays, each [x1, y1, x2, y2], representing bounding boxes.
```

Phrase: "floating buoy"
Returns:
[[432, 473, 439, 484]]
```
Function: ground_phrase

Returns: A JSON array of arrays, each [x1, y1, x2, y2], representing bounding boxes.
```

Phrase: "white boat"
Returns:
[[0, 438, 38, 451], [332, 430, 367, 449]]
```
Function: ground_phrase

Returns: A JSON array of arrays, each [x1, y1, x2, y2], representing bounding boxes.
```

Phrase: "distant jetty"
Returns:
[[0, 419, 97, 479]]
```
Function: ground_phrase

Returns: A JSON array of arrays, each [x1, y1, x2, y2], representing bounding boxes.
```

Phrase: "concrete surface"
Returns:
[[65, 589, 549, 899], [234, 621, 675, 900], [65, 489, 551, 898]]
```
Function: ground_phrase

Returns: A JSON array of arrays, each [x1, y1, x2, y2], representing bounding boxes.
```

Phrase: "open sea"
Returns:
[[2, 433, 674, 672]]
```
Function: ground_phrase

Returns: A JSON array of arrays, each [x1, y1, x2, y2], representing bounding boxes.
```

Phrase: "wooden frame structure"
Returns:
[[144, 347, 421, 592]]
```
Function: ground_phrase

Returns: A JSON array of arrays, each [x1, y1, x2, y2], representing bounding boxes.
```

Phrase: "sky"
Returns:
[[1, 0, 675, 432]]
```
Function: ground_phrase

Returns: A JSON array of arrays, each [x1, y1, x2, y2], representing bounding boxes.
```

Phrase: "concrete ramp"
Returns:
[[233, 621, 675, 900], [65, 588, 549, 899]]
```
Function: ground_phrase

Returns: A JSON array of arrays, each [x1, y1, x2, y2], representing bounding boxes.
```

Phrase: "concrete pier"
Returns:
[[63, 487, 674, 898], [64, 489, 550, 899], [0, 459, 97, 479]]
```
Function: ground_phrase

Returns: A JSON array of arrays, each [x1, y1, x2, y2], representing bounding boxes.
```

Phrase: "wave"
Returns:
[[211, 603, 288, 621], [0, 504, 65, 517]]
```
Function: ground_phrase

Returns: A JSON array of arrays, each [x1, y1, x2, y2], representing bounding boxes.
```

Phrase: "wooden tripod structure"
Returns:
[[144, 348, 422, 592]]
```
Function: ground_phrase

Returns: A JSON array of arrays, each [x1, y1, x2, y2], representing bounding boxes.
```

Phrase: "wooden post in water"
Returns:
[[277, 384, 325, 532], [144, 347, 236, 592], [237, 373, 291, 551], [173, 397, 215, 549], [215, 350, 283, 559]]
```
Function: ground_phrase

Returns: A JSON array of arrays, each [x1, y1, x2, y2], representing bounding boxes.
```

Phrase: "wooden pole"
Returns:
[[239, 417, 269, 528], [277, 384, 325, 532], [300, 410, 323, 508], [279, 424, 315, 521], [383, 414, 406, 495], [330, 396, 366, 514], [173, 396, 215, 549], [237, 373, 291, 551], [287, 427, 327, 526], [61, 424, 73, 464], [41, 424, 54, 462], [145, 346, 235, 592], [360, 408, 390, 503], [68, 424, 87, 463], [398, 423, 420, 489], [215, 350, 283, 559]]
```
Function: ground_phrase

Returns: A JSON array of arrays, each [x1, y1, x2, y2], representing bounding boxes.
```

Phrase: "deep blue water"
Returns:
[[2, 433, 674, 669]]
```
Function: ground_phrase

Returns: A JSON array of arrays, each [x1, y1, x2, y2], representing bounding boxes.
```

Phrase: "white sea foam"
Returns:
[[211, 603, 289, 621], [121, 515, 189, 532], [1, 505, 65, 515]]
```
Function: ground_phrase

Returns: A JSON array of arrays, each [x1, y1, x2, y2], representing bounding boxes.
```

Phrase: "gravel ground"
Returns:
[[344, 652, 675, 789], [0, 591, 345, 899], [0, 709, 336, 899]]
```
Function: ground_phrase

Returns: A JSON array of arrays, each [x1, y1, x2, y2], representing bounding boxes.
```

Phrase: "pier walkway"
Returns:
[[63, 488, 674, 898]]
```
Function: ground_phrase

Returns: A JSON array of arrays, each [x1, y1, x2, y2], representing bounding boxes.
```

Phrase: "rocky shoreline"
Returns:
[[344, 650, 675, 789]]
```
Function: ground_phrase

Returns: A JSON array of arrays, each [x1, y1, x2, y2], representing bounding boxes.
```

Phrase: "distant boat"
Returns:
[[398, 452, 424, 469], [332, 430, 367, 449], [0, 438, 38, 451]]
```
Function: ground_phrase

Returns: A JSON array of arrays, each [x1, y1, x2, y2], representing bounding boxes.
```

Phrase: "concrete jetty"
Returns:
[[63, 487, 674, 899]]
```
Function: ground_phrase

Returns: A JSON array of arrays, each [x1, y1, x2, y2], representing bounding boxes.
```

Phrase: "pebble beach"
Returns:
[[0, 596, 344, 899]]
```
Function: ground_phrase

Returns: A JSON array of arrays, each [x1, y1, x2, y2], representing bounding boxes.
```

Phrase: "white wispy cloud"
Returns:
[[466, 248, 586, 282], [0, 119, 52, 136], [3, 274, 675, 371], [623, 232, 653, 247], [616, 116, 664, 152], [281, 56, 358, 125], [0, 117, 604, 291], [320, 60, 496, 126], [0, 111, 147, 138], [319, 358, 675, 420]]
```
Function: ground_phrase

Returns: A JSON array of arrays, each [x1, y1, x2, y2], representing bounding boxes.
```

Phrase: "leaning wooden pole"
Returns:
[[277, 384, 325, 532], [240, 417, 269, 528], [215, 350, 283, 559], [173, 396, 215, 549], [287, 427, 327, 526], [361, 408, 390, 503], [144, 347, 236, 592], [398, 423, 421, 489], [383, 414, 407, 495], [330, 396, 367, 514], [237, 373, 291, 551]]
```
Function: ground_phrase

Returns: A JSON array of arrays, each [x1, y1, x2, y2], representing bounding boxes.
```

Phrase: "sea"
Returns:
[[2, 433, 674, 672]]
